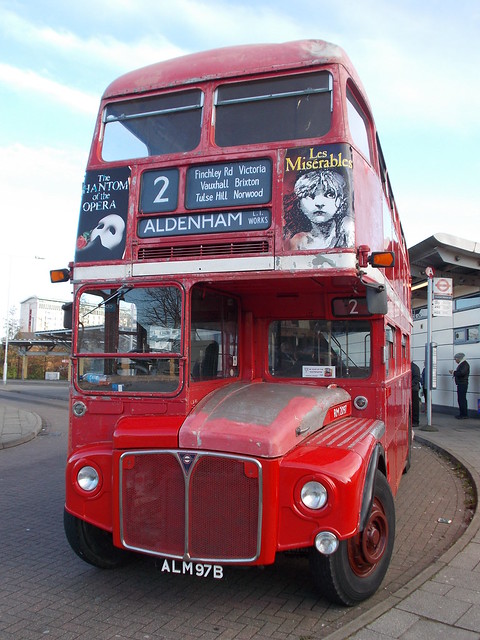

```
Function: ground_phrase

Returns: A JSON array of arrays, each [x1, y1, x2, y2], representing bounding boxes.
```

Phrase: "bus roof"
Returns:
[[103, 39, 363, 100]]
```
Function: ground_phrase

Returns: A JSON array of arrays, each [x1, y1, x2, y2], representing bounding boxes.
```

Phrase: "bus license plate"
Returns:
[[159, 558, 224, 579]]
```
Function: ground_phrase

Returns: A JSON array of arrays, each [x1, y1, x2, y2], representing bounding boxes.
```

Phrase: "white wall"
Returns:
[[19, 297, 69, 333], [412, 301, 479, 416]]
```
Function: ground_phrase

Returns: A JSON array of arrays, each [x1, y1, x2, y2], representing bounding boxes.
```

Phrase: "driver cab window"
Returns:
[[269, 319, 371, 379], [190, 287, 239, 380]]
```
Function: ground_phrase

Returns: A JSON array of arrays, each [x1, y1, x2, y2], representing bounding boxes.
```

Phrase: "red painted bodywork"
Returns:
[[103, 40, 364, 100], [64, 40, 412, 567], [179, 382, 351, 457]]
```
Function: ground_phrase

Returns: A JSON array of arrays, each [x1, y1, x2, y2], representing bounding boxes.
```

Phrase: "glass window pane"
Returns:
[[217, 72, 330, 103], [455, 325, 480, 344], [268, 319, 371, 379], [413, 307, 427, 320], [215, 72, 332, 147], [467, 326, 479, 342], [102, 90, 203, 161], [190, 288, 239, 380], [76, 286, 182, 394], [455, 296, 480, 311], [346, 88, 371, 161], [385, 325, 395, 377], [78, 357, 180, 393], [78, 287, 181, 354]]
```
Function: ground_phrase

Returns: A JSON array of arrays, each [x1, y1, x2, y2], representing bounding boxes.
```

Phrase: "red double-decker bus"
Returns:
[[52, 40, 412, 605]]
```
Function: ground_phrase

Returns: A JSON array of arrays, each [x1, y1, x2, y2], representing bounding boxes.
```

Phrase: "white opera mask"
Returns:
[[90, 214, 125, 250]]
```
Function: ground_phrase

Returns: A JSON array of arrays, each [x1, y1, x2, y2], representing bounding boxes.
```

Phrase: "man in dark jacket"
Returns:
[[450, 353, 470, 419], [411, 361, 421, 426]]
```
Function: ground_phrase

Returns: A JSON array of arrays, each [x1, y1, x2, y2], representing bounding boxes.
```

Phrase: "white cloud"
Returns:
[[354, 37, 480, 133], [400, 191, 478, 248], [158, 0, 305, 45], [0, 62, 98, 115], [313, 1, 480, 133], [0, 6, 186, 73], [0, 142, 84, 249], [0, 143, 85, 319], [13, 0, 478, 135]]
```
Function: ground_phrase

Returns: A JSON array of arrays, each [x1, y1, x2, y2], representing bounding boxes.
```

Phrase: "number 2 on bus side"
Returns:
[[332, 297, 370, 317], [348, 299, 359, 314]]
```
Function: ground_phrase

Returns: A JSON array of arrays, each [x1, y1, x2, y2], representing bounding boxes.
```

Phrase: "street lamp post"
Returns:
[[2, 257, 12, 385]]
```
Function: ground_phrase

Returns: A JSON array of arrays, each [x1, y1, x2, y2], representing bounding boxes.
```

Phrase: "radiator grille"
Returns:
[[137, 239, 269, 261], [119, 451, 261, 562], [122, 453, 185, 556]]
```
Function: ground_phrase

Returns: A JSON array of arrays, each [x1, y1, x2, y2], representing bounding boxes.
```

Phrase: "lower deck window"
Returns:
[[190, 287, 239, 380], [269, 319, 371, 379], [76, 285, 182, 393]]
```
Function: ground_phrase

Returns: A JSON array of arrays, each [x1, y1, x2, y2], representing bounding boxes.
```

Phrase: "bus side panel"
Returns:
[[351, 150, 385, 253]]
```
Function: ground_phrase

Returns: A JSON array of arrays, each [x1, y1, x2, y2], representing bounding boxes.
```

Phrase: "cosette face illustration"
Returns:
[[90, 214, 126, 250], [294, 171, 346, 226], [298, 185, 338, 224]]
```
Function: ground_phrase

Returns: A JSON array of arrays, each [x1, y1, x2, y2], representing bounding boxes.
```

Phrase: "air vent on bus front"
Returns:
[[137, 240, 270, 261]]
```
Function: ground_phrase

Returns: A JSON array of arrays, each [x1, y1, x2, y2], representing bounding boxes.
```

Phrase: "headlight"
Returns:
[[77, 466, 99, 492], [301, 481, 328, 510]]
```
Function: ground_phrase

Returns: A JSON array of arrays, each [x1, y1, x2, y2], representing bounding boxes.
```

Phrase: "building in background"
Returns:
[[410, 234, 480, 417], [20, 296, 69, 334]]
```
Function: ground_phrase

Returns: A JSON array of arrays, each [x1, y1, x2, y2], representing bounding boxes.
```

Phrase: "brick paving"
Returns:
[[0, 387, 478, 639]]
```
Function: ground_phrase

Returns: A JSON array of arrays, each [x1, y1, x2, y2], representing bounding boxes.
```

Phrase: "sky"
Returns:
[[0, 0, 479, 334]]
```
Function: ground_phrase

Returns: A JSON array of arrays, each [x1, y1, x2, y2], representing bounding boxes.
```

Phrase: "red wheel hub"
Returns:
[[347, 497, 388, 577]]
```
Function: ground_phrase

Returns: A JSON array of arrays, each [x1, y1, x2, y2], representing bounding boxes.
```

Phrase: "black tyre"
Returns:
[[310, 470, 395, 606], [64, 509, 133, 569]]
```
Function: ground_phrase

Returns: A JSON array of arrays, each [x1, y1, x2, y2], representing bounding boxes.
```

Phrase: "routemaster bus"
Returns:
[[52, 39, 412, 606]]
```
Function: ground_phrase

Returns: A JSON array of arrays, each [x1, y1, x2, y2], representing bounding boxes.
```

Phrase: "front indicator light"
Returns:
[[315, 531, 339, 555], [301, 481, 328, 510], [77, 466, 99, 492]]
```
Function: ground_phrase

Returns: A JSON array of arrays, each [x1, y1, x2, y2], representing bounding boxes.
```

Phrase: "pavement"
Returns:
[[0, 402, 43, 448], [327, 411, 480, 640], [1, 396, 480, 639]]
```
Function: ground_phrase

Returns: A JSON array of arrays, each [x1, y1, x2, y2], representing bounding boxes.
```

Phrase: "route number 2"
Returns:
[[153, 175, 170, 203], [347, 299, 359, 315], [332, 297, 370, 317], [140, 168, 179, 213]]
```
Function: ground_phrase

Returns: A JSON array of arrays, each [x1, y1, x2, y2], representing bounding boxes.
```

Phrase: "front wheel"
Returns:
[[64, 509, 134, 569], [310, 470, 395, 606]]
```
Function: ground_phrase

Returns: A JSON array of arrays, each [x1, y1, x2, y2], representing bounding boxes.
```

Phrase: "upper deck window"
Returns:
[[101, 89, 203, 161], [215, 72, 332, 147], [346, 87, 371, 162]]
